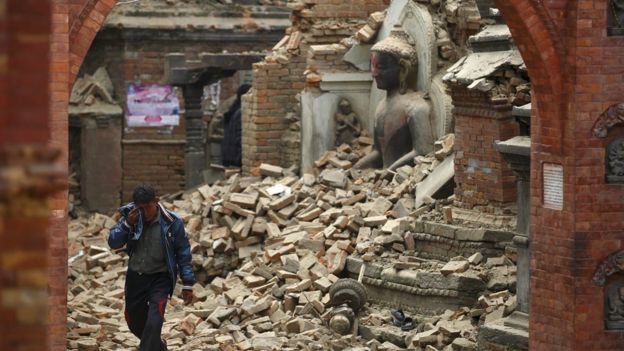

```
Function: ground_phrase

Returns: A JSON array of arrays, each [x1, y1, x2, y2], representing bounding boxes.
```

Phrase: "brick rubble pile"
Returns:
[[67, 136, 518, 351]]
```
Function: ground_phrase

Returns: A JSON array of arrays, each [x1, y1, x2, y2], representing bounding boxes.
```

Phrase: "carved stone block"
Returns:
[[608, 0, 624, 36], [606, 137, 624, 183], [605, 276, 624, 330], [592, 250, 624, 330]]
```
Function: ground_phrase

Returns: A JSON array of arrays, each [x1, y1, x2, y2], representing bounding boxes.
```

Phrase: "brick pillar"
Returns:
[[0, 2, 64, 351], [492, 0, 624, 349], [450, 86, 519, 211], [49, 1, 70, 349], [242, 59, 302, 175]]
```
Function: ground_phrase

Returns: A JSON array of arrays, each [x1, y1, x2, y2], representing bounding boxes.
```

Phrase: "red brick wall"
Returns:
[[566, 2, 624, 349], [496, 0, 624, 350], [50, 1, 116, 349], [451, 88, 519, 210], [81, 33, 277, 200], [243, 55, 306, 174], [5, 1, 624, 351], [122, 142, 186, 200], [49, 1, 71, 350], [0, 1, 53, 351]]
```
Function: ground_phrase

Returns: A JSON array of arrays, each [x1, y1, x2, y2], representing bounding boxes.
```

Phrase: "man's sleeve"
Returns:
[[173, 220, 195, 289], [108, 218, 132, 250]]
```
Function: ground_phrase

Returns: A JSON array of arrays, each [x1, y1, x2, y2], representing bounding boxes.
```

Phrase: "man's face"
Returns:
[[136, 199, 159, 223], [371, 52, 401, 91]]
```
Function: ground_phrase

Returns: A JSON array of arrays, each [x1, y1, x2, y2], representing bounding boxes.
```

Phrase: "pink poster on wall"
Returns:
[[126, 84, 180, 127]]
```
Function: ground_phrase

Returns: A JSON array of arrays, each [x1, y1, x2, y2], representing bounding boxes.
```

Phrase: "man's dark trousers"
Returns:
[[124, 270, 171, 351]]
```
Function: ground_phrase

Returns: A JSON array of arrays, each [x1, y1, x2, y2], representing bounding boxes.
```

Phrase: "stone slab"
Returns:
[[301, 92, 341, 174], [343, 44, 372, 71], [415, 154, 455, 209]]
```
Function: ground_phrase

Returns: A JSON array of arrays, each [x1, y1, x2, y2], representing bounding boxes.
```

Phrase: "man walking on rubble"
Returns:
[[108, 184, 195, 351]]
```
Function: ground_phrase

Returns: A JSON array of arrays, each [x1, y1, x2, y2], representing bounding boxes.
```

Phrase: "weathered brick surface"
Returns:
[[242, 56, 305, 175], [122, 143, 186, 201], [308, 43, 356, 73], [81, 31, 273, 196], [50, 0, 72, 350], [450, 87, 518, 210], [495, 0, 624, 350], [4, 1, 624, 351], [0, 1, 54, 351]]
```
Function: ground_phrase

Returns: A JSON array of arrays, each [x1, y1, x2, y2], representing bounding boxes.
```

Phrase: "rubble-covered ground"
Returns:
[[68, 135, 518, 351]]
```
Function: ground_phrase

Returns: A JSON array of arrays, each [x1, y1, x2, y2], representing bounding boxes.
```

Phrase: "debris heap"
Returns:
[[67, 135, 519, 351]]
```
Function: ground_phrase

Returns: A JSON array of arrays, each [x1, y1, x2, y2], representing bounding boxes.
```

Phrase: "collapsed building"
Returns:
[[65, 0, 539, 350], [69, 0, 290, 212], [6, 0, 624, 350]]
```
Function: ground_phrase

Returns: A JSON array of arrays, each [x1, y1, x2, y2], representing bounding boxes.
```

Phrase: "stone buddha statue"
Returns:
[[354, 26, 434, 170]]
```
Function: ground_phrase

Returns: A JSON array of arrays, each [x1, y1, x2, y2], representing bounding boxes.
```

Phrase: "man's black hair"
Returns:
[[132, 184, 156, 204]]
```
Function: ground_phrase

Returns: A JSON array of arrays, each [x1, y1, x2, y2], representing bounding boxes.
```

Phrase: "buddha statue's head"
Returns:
[[370, 25, 418, 94]]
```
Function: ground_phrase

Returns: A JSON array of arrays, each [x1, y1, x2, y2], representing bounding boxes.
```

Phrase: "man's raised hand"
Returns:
[[127, 208, 140, 226]]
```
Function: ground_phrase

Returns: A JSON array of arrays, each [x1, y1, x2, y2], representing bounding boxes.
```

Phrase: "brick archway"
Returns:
[[497, 1, 624, 350], [495, 0, 565, 154], [494, 1, 571, 350], [53, 2, 568, 351], [4, 0, 624, 350], [52, 4, 565, 349], [68, 0, 117, 82]]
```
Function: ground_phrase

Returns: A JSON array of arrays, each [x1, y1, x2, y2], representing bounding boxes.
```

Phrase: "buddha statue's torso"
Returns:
[[374, 91, 434, 168]]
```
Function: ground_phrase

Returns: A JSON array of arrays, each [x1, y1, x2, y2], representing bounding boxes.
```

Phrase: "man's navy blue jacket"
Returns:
[[108, 202, 195, 295]]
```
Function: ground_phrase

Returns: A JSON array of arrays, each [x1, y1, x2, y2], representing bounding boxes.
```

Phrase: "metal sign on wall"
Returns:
[[543, 163, 564, 210], [126, 84, 180, 127]]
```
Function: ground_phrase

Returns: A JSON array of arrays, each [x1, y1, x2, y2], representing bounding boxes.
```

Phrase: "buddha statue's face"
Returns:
[[371, 52, 401, 92]]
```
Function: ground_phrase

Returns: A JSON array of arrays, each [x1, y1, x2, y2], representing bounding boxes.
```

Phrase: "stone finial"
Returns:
[[371, 25, 418, 67]]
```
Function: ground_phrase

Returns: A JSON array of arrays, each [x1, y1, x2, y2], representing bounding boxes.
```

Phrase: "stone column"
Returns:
[[496, 136, 530, 314], [182, 83, 206, 188], [478, 137, 530, 350]]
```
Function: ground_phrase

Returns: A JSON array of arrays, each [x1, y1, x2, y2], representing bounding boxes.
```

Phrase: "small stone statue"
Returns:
[[354, 25, 434, 170], [335, 99, 361, 146], [593, 250, 624, 329], [606, 283, 624, 329], [607, 137, 624, 182], [610, 0, 624, 31]]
